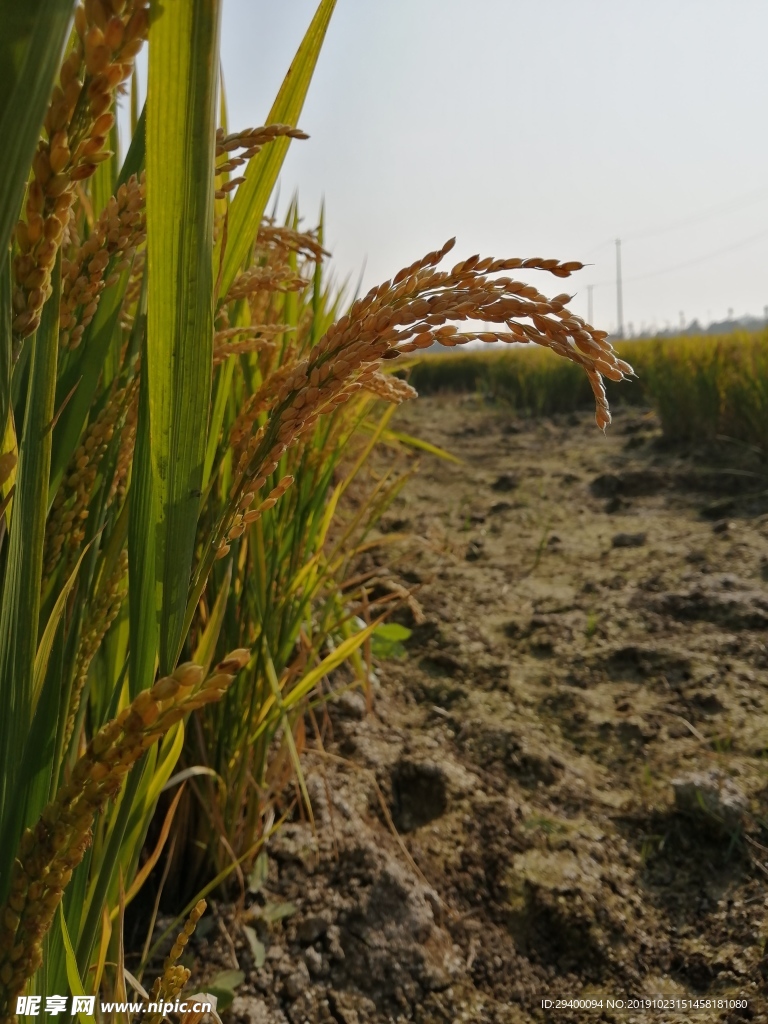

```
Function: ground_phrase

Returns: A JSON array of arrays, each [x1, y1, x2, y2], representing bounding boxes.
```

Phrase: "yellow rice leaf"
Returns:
[[382, 427, 463, 464], [115, 784, 186, 917]]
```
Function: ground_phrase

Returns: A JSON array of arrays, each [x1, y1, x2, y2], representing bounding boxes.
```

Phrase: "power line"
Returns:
[[587, 226, 768, 289], [624, 186, 768, 243], [625, 227, 768, 284], [581, 186, 768, 257]]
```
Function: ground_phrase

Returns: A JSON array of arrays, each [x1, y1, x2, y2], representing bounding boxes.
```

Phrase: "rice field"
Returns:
[[407, 329, 768, 450], [2, 2, 766, 1022]]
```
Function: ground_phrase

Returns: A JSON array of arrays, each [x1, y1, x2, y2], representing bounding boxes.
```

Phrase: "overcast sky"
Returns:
[[211, 2, 768, 335]]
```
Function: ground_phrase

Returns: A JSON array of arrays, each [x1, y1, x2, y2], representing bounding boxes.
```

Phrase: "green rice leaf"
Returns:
[[203, 343, 235, 488], [59, 908, 92, 1024], [128, 339, 158, 698], [0, 262, 60, 893], [217, 0, 337, 299], [192, 562, 232, 674], [89, 118, 119, 221], [0, 256, 11, 446], [144, 721, 186, 810], [33, 542, 93, 712], [264, 653, 312, 829], [146, 0, 221, 671], [117, 103, 146, 188], [254, 621, 378, 736]]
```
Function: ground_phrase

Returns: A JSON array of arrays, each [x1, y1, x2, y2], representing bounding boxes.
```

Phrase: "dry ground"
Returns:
[[193, 395, 768, 1024]]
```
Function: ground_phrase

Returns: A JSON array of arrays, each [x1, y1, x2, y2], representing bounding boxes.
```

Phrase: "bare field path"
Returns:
[[216, 396, 768, 1024]]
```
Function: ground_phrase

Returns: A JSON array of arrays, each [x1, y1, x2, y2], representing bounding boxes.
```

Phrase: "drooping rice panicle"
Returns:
[[214, 124, 309, 200], [207, 238, 633, 563], [361, 370, 419, 404]]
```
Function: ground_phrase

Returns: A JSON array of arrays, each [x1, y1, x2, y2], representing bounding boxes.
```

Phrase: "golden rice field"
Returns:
[[407, 329, 768, 451]]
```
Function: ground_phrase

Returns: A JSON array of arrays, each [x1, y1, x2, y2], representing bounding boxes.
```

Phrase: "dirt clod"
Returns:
[[672, 769, 748, 833], [612, 531, 647, 548]]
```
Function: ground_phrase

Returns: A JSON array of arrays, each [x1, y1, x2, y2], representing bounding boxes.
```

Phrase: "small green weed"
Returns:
[[372, 622, 412, 660], [523, 815, 566, 835]]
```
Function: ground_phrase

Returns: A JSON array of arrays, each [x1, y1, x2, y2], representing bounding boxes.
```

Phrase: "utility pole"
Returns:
[[587, 285, 594, 325], [615, 238, 624, 338]]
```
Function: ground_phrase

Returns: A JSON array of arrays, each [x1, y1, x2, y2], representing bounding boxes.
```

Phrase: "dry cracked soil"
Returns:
[[190, 396, 768, 1024]]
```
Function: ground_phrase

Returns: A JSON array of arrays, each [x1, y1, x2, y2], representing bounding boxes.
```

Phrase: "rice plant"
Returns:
[[0, 1, 631, 1014], [636, 330, 768, 449], [163, 206, 418, 901]]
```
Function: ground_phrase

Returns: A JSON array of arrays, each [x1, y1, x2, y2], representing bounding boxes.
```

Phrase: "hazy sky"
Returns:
[[205, 3, 768, 333]]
